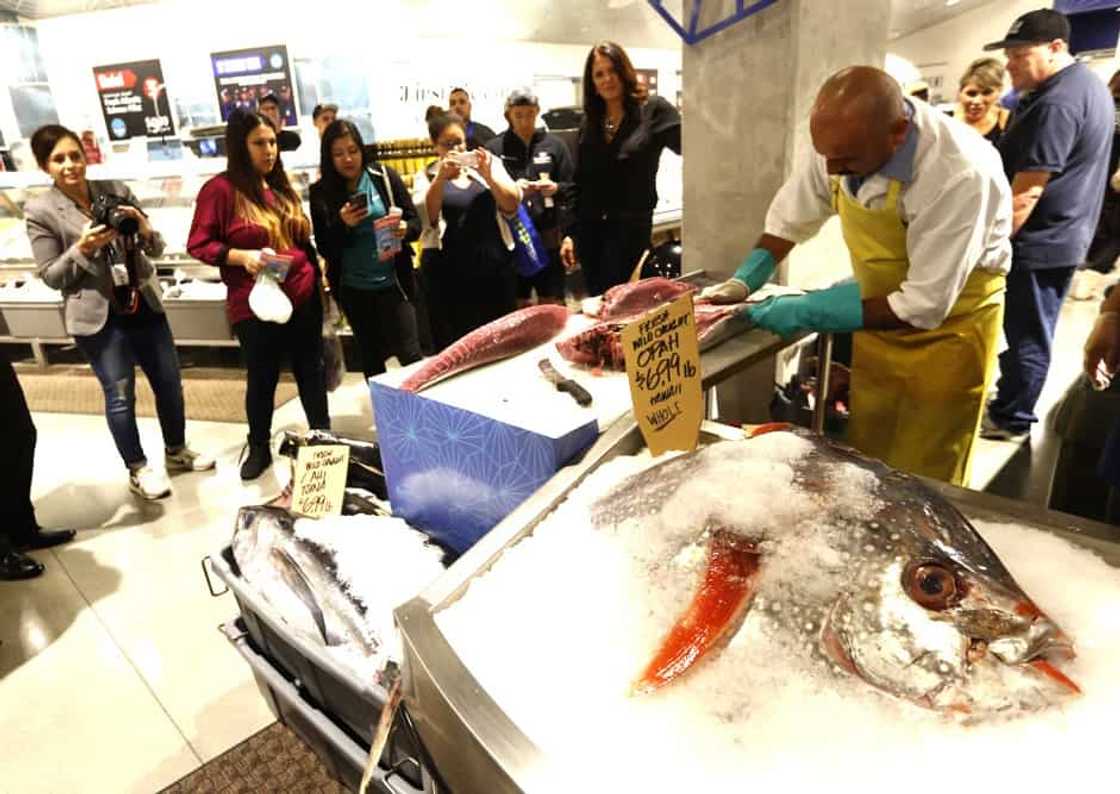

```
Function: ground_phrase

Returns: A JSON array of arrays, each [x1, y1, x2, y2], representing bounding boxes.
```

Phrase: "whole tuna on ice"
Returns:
[[232, 506, 379, 656], [592, 425, 1080, 717], [401, 304, 570, 392], [596, 277, 696, 319]]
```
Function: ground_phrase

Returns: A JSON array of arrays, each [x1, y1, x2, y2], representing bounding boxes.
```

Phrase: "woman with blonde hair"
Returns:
[[188, 110, 330, 480], [954, 57, 1010, 146]]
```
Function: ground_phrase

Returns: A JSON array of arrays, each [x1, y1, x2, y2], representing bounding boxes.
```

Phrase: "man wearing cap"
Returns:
[[312, 103, 339, 139], [980, 9, 1113, 442], [702, 65, 1012, 486], [449, 88, 497, 151], [485, 88, 575, 306], [258, 93, 302, 153]]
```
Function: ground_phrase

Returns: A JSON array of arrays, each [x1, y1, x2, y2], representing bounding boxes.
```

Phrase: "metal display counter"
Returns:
[[394, 417, 1120, 794]]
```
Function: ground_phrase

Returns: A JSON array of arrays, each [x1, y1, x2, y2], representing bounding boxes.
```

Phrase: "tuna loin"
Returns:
[[401, 305, 570, 392], [597, 277, 696, 319], [556, 303, 747, 371]]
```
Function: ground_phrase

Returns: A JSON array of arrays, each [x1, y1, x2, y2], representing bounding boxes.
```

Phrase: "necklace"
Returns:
[[603, 110, 623, 141]]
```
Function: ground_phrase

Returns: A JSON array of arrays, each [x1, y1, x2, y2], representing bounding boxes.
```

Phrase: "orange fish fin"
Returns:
[[744, 422, 793, 439], [1030, 659, 1082, 695], [633, 529, 761, 695]]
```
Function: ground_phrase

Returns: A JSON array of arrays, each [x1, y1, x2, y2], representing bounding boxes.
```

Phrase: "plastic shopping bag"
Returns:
[[248, 271, 293, 324]]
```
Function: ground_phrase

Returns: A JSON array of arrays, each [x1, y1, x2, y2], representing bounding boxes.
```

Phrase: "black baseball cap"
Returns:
[[983, 9, 1070, 51]]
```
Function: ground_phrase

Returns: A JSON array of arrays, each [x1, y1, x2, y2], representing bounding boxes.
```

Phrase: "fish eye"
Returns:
[[904, 562, 959, 610]]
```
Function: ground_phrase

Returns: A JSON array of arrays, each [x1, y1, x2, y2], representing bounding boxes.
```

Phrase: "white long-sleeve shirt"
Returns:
[[764, 99, 1012, 330]]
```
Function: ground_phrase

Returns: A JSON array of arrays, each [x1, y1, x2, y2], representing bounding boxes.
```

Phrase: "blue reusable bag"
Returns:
[[509, 204, 549, 278]]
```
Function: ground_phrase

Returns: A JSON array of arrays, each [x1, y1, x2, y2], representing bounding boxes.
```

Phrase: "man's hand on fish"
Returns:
[[698, 278, 749, 305], [747, 281, 864, 338]]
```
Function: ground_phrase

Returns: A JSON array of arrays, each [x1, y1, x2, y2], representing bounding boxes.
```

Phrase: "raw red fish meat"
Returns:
[[597, 277, 696, 319], [401, 305, 570, 392], [556, 303, 746, 371]]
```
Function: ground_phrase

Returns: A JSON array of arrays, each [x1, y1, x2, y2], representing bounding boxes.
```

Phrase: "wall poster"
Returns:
[[211, 44, 297, 124], [93, 59, 174, 140]]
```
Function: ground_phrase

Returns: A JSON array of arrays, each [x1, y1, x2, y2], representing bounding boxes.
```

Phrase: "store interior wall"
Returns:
[[0, 0, 682, 151]]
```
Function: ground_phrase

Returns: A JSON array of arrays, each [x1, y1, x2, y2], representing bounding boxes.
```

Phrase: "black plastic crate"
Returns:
[[223, 620, 423, 794], [207, 549, 425, 789]]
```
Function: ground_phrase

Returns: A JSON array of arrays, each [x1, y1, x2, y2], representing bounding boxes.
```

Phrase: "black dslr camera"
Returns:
[[92, 193, 141, 236]]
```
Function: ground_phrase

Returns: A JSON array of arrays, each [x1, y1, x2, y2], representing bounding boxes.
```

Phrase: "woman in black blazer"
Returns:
[[310, 120, 423, 378]]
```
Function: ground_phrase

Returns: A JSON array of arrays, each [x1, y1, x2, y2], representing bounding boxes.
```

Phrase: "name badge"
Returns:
[[111, 263, 129, 286]]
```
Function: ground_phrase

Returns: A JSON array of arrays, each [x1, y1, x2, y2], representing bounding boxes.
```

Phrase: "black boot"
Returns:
[[0, 546, 44, 581], [240, 440, 273, 481]]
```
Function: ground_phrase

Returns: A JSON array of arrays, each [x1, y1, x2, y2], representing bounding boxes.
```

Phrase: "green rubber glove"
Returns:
[[746, 281, 864, 338], [732, 248, 777, 293]]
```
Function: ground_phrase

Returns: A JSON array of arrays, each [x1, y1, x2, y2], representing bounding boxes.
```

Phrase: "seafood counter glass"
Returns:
[[394, 418, 1120, 794]]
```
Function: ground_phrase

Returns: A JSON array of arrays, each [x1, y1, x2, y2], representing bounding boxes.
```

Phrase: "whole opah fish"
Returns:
[[591, 424, 1080, 717], [596, 277, 696, 319], [232, 506, 379, 657], [557, 303, 747, 371], [400, 304, 570, 392]]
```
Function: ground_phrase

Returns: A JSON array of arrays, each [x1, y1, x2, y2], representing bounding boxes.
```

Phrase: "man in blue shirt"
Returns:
[[982, 9, 1114, 441]]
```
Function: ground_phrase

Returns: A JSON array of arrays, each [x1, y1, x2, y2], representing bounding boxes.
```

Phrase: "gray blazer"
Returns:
[[25, 180, 166, 337]]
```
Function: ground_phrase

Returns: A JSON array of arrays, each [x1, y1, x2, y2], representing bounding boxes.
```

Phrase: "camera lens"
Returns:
[[110, 209, 140, 235]]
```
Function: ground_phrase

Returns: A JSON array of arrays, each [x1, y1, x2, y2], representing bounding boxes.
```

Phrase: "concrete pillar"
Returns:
[[682, 0, 891, 422]]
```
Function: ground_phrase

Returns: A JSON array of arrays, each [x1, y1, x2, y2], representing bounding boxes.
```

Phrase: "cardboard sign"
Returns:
[[621, 293, 703, 456], [92, 59, 174, 140], [291, 445, 349, 519]]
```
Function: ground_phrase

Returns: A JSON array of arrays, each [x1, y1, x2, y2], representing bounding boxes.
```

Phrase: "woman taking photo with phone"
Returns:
[[24, 124, 213, 501], [414, 112, 522, 349], [187, 110, 330, 481], [310, 119, 423, 378]]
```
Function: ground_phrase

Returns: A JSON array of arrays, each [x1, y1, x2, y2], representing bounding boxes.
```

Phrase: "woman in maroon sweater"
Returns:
[[187, 111, 330, 480]]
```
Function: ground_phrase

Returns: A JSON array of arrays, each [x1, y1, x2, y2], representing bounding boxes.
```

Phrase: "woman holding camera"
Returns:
[[187, 111, 330, 480], [24, 124, 213, 500], [414, 112, 522, 349], [560, 41, 682, 295], [310, 120, 422, 378]]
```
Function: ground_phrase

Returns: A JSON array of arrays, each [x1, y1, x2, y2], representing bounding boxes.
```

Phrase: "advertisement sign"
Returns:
[[211, 44, 297, 124], [93, 59, 174, 140]]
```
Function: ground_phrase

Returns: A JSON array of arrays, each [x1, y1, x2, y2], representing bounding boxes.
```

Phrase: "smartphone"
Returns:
[[449, 150, 480, 169], [348, 192, 369, 215]]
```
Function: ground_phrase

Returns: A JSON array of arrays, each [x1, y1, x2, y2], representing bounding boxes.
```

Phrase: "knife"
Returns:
[[538, 359, 593, 407]]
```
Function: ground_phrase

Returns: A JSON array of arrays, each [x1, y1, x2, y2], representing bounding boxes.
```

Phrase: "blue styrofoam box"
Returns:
[[370, 381, 601, 554]]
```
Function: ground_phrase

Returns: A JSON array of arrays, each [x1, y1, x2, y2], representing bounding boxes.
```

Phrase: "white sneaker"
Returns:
[[165, 445, 216, 472], [129, 465, 172, 500]]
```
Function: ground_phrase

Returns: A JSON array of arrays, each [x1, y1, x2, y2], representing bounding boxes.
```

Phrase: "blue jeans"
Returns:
[[73, 306, 186, 468], [989, 264, 1075, 433]]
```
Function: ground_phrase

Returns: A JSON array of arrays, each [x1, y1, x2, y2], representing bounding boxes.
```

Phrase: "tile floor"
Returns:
[[0, 373, 376, 794], [0, 285, 1108, 793]]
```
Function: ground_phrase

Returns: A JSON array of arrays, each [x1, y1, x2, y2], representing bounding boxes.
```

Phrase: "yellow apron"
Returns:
[[832, 177, 1005, 486]]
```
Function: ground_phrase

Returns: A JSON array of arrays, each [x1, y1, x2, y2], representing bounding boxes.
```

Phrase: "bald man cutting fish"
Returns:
[[703, 66, 1013, 485]]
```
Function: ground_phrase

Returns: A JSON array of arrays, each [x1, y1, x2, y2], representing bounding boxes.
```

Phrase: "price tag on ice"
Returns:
[[291, 444, 349, 519], [621, 292, 703, 456]]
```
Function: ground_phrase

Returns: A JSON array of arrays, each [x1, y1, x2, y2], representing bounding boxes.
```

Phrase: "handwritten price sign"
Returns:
[[291, 445, 349, 519], [621, 292, 702, 456]]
